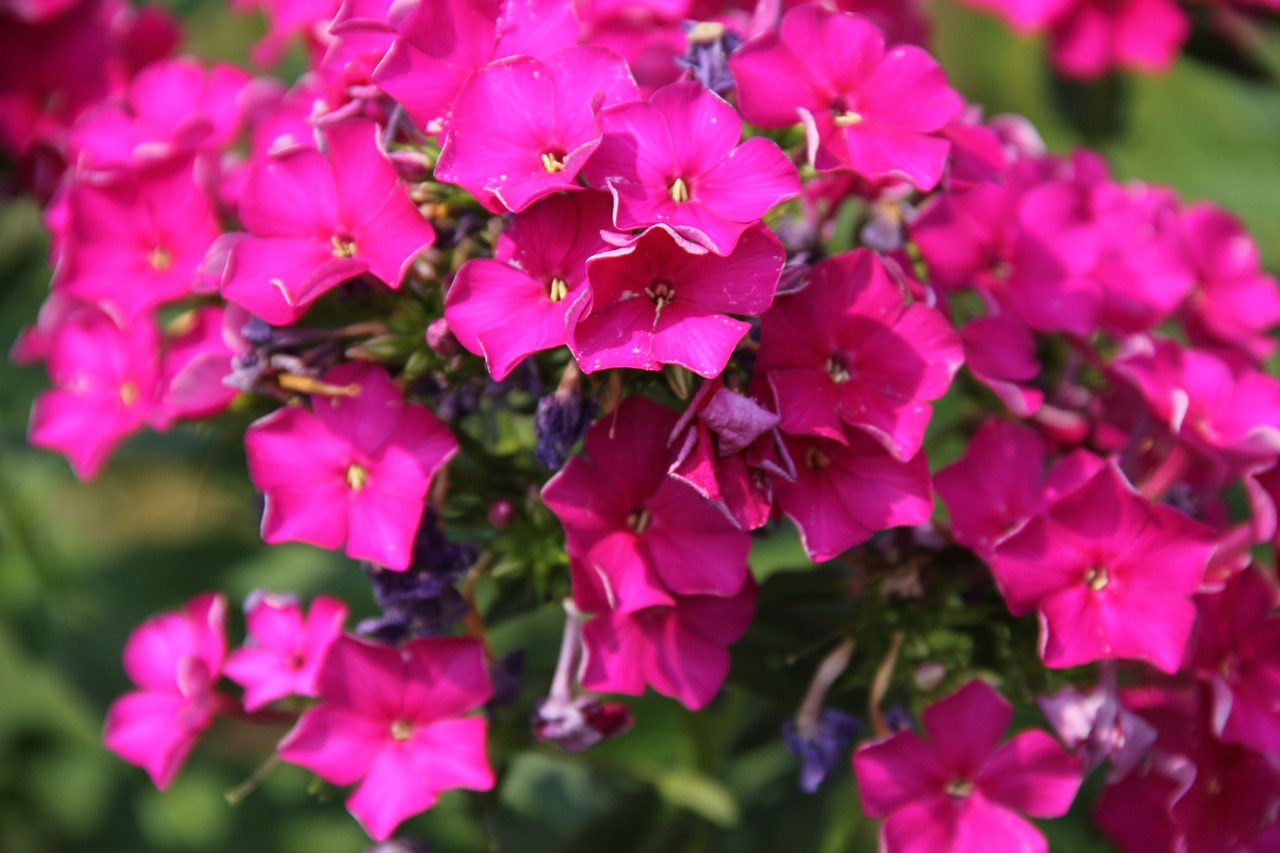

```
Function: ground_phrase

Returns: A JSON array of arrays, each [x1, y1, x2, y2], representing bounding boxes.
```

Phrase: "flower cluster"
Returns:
[[7, 0, 1280, 848]]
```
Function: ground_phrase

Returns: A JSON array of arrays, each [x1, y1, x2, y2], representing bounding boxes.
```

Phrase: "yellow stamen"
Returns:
[[833, 111, 863, 127], [627, 507, 651, 535], [331, 235, 357, 258], [346, 463, 369, 491], [119, 381, 140, 406], [548, 277, 568, 302], [541, 152, 565, 173], [390, 719, 414, 741], [668, 177, 690, 203], [1084, 566, 1110, 592], [805, 446, 831, 471], [826, 355, 851, 384], [147, 246, 172, 271], [686, 21, 725, 44], [946, 779, 974, 798]]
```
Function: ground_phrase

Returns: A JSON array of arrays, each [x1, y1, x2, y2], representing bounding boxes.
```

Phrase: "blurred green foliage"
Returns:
[[2, 2, 1279, 851]]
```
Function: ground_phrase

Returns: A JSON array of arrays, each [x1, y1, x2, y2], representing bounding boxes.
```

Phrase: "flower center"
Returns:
[[946, 778, 974, 798], [346, 463, 369, 491], [147, 246, 172, 271], [119, 381, 140, 406], [1084, 566, 1110, 592], [805, 446, 831, 471], [826, 354, 852, 383], [331, 234, 357, 258], [390, 718, 414, 741], [668, 177, 690, 203], [645, 279, 676, 309], [541, 151, 566, 173], [626, 507, 651, 535], [548, 277, 568, 302], [833, 111, 863, 127]]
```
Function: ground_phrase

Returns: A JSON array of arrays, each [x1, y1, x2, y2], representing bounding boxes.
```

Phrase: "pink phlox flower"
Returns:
[[582, 80, 799, 255], [1179, 201, 1280, 362], [67, 56, 255, 176], [541, 396, 753, 613], [935, 419, 1104, 558], [730, 3, 964, 190], [990, 463, 1217, 672], [277, 635, 495, 841], [236, 0, 339, 68], [960, 314, 1044, 417], [52, 157, 221, 320], [568, 222, 784, 378], [1113, 336, 1280, 464], [435, 45, 639, 213], [28, 306, 164, 479], [757, 248, 963, 461], [1, 0, 77, 23], [1190, 565, 1280, 760], [576, 7, 686, 94], [221, 117, 436, 325], [1049, 0, 1190, 80], [374, 0, 579, 135], [155, 306, 239, 426], [937, 106, 1009, 190], [10, 291, 97, 365], [667, 379, 797, 531], [445, 190, 615, 380], [224, 591, 349, 711], [853, 680, 1084, 853], [772, 427, 934, 562], [579, 579, 757, 710], [103, 593, 228, 790], [244, 362, 459, 570], [1038, 680, 1157, 781]]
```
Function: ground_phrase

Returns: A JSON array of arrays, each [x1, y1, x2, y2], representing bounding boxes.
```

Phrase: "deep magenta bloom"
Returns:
[[277, 635, 494, 841], [224, 592, 349, 711], [244, 363, 458, 570], [853, 680, 1083, 853], [103, 593, 227, 789], [221, 118, 435, 325], [991, 465, 1216, 673], [730, 3, 963, 189], [582, 80, 799, 255], [155, 305, 238, 425], [374, 0, 579, 134], [541, 396, 752, 613], [434, 46, 640, 213], [568, 223, 783, 378], [444, 191, 614, 381], [757, 248, 963, 461], [579, 581, 756, 711]]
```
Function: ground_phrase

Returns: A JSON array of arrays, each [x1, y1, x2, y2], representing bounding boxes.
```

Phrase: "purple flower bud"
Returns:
[[425, 317, 458, 356], [782, 708, 861, 793], [534, 388, 598, 470], [533, 696, 634, 753], [361, 512, 478, 640], [883, 705, 914, 732], [676, 21, 744, 95], [488, 499, 515, 528]]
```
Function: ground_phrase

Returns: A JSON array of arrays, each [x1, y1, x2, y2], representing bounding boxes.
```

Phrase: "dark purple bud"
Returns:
[[860, 199, 916, 253], [782, 708, 861, 793], [676, 21, 744, 95], [883, 705, 914, 732], [361, 512, 478, 639], [533, 696, 634, 753], [488, 499, 515, 529], [425, 317, 458, 356], [534, 388, 598, 470], [488, 650, 525, 709]]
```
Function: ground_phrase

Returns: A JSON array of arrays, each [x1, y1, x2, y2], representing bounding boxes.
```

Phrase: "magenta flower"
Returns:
[[582, 80, 799, 255], [224, 592, 349, 711], [757, 248, 963, 461], [730, 3, 963, 189], [960, 314, 1044, 417], [445, 191, 615, 380], [244, 363, 458, 570], [277, 635, 494, 841], [53, 157, 220, 320], [28, 307, 162, 480], [103, 593, 228, 789], [1049, 0, 1189, 80], [374, 0, 579, 134], [772, 431, 933, 562], [580, 581, 757, 711], [221, 118, 436, 325], [990, 465, 1216, 673], [540, 396, 752, 613], [155, 305, 238, 426], [853, 680, 1083, 853], [568, 223, 783, 378], [435, 46, 639, 213]]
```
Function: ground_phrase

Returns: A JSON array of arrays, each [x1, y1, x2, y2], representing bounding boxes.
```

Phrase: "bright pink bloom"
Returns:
[[28, 307, 162, 479], [224, 592, 349, 711], [374, 0, 579, 134], [990, 465, 1216, 672], [244, 362, 458, 570], [772, 430, 933, 562], [568, 223, 783, 378], [579, 580, 756, 710], [730, 3, 963, 189], [1191, 566, 1280, 759], [1180, 201, 1280, 362], [236, 0, 339, 67], [1050, 0, 1189, 80], [277, 635, 494, 841], [541, 396, 752, 613], [103, 593, 228, 789], [221, 118, 435, 325], [53, 158, 221, 320], [959, 315, 1044, 416], [155, 306, 239, 425], [583, 80, 799, 255], [434, 46, 639, 213], [668, 380, 796, 531], [853, 680, 1083, 853], [757, 248, 963, 461], [444, 191, 614, 380]]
